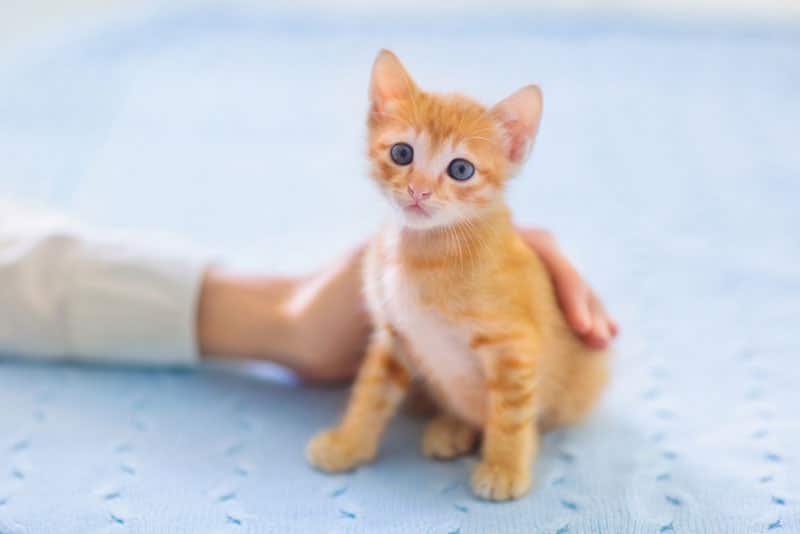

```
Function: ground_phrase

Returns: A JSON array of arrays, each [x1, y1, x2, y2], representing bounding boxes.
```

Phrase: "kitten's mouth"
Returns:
[[404, 203, 430, 217]]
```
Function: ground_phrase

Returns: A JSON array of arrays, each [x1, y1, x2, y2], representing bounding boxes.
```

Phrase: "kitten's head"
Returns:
[[366, 49, 543, 230]]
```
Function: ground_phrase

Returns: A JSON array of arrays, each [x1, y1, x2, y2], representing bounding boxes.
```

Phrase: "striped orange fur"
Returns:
[[306, 50, 609, 501]]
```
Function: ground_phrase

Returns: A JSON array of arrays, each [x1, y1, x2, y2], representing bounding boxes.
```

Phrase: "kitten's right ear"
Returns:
[[369, 50, 416, 115]]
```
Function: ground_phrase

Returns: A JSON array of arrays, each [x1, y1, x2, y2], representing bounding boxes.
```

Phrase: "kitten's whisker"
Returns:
[[452, 224, 465, 272], [460, 215, 491, 257], [447, 226, 460, 272]]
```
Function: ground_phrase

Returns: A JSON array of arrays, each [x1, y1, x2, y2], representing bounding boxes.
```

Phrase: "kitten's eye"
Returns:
[[390, 143, 414, 166], [447, 158, 475, 181]]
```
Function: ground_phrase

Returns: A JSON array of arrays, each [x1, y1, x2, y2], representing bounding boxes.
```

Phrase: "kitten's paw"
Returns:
[[471, 461, 531, 501], [421, 416, 478, 460], [306, 429, 376, 473]]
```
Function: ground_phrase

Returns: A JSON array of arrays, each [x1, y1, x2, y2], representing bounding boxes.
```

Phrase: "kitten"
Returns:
[[306, 50, 609, 501]]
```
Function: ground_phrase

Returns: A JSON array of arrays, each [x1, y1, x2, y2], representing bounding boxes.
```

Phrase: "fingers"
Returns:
[[516, 226, 619, 350], [580, 293, 617, 350], [544, 247, 597, 339], [555, 268, 593, 336]]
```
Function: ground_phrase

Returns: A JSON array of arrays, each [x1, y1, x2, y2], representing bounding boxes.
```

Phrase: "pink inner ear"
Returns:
[[492, 85, 542, 165], [503, 118, 530, 164]]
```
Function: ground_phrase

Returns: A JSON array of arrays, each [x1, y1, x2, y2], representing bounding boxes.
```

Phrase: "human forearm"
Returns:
[[197, 269, 298, 367], [197, 246, 370, 382]]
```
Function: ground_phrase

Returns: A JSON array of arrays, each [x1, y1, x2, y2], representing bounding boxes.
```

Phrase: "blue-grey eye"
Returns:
[[447, 158, 475, 181], [390, 143, 414, 165]]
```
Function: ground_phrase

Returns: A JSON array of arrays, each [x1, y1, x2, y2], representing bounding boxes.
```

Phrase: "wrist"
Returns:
[[197, 268, 300, 363]]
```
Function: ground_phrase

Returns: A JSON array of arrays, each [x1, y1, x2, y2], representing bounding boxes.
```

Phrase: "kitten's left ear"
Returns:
[[491, 85, 543, 166]]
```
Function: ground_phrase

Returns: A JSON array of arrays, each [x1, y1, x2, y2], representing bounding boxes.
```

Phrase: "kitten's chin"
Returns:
[[401, 216, 440, 230], [386, 197, 463, 230], [397, 209, 460, 231]]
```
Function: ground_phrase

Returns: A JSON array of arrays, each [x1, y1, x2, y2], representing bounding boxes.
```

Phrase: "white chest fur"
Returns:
[[366, 232, 487, 427]]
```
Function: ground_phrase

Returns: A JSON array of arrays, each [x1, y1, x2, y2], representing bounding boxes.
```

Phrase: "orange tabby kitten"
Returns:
[[306, 50, 609, 501]]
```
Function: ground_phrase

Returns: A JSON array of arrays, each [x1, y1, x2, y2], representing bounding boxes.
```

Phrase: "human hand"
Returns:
[[281, 244, 371, 383], [197, 246, 370, 383], [518, 228, 618, 349]]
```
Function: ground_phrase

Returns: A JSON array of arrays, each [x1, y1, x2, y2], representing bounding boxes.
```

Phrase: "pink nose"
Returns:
[[408, 185, 431, 202]]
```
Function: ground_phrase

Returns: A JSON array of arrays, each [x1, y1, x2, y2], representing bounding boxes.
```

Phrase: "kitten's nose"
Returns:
[[407, 184, 431, 202]]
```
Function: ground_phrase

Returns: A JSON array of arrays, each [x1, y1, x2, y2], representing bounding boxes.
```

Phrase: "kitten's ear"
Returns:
[[369, 49, 416, 114], [491, 85, 543, 166]]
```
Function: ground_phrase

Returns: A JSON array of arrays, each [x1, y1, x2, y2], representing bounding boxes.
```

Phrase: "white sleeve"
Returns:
[[0, 199, 211, 366]]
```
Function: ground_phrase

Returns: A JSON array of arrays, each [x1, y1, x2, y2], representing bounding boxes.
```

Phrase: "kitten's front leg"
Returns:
[[306, 330, 409, 473], [471, 335, 539, 501]]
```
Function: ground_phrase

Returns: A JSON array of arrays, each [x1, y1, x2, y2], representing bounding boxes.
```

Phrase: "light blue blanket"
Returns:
[[1, 5, 798, 533]]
